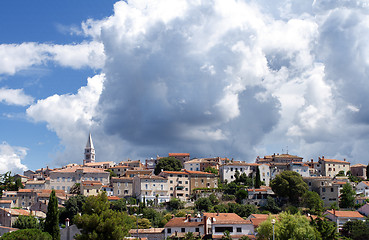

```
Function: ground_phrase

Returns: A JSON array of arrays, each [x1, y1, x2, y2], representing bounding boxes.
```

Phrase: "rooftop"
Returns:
[[325, 210, 364, 218], [203, 212, 250, 225]]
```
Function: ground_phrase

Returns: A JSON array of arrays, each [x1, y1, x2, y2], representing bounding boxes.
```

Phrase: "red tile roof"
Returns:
[[321, 158, 350, 164], [164, 217, 204, 227], [169, 153, 190, 157], [325, 210, 364, 218], [203, 213, 250, 225]]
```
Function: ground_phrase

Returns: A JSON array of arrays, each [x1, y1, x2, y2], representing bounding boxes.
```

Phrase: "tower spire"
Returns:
[[83, 133, 95, 165]]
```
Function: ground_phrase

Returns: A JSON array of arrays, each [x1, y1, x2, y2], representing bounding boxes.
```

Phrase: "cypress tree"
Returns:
[[255, 167, 261, 188], [44, 190, 60, 240]]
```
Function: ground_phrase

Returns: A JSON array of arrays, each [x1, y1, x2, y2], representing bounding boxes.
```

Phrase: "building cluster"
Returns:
[[1, 134, 369, 239]]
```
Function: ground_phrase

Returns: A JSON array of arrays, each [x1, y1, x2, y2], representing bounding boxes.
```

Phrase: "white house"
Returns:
[[133, 175, 170, 204], [324, 210, 365, 230], [219, 161, 258, 183], [164, 215, 205, 239], [356, 181, 369, 197]]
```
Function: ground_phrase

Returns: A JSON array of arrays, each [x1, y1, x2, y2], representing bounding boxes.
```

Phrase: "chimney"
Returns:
[[65, 218, 70, 227], [344, 158, 346, 161], [311, 159, 313, 163], [203, 216, 207, 235], [322, 156, 324, 159]]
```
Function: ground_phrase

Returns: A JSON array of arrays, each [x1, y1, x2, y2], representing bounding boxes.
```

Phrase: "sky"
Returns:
[[1, 0, 369, 174]]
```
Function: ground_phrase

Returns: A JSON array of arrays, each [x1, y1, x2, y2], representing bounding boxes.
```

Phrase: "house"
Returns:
[[219, 161, 257, 183], [288, 162, 310, 177], [111, 177, 134, 198], [256, 153, 303, 164], [133, 175, 170, 204], [204, 212, 254, 239], [168, 153, 190, 165], [184, 158, 220, 172], [84, 161, 115, 169], [355, 181, 369, 197], [246, 187, 275, 206], [109, 165, 130, 177], [13, 174, 29, 183], [318, 156, 350, 177], [186, 170, 217, 193], [125, 169, 153, 178], [303, 176, 343, 206], [164, 215, 205, 239], [129, 228, 165, 240], [0, 226, 18, 237], [0, 208, 46, 227], [118, 160, 145, 169], [48, 166, 109, 193], [350, 164, 367, 179], [80, 180, 103, 196], [0, 200, 13, 209], [184, 159, 201, 171], [159, 171, 190, 201], [25, 179, 48, 190], [358, 203, 369, 216], [324, 210, 365, 230]]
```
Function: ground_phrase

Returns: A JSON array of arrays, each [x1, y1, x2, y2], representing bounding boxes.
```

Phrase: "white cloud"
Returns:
[[0, 87, 34, 106], [0, 142, 28, 174], [0, 42, 105, 75]]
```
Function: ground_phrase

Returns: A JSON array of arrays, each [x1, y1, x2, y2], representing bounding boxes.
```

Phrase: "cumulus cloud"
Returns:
[[0, 42, 105, 75], [21, 0, 369, 165], [0, 87, 34, 106], [0, 142, 28, 174]]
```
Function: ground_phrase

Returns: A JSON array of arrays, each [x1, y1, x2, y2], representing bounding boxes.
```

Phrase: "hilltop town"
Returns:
[[1, 134, 369, 240]]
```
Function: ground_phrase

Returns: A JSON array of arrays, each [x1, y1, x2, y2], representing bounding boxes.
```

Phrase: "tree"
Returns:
[[302, 191, 324, 215], [257, 212, 319, 240], [0, 171, 20, 194], [1, 229, 52, 240], [195, 197, 212, 212], [13, 215, 40, 229], [270, 171, 308, 204], [339, 182, 356, 209], [74, 192, 134, 240], [341, 220, 369, 240], [310, 217, 338, 240], [262, 196, 281, 214], [167, 198, 185, 210], [142, 207, 165, 227], [235, 189, 248, 203], [255, 167, 261, 188], [69, 183, 81, 195], [336, 170, 345, 177], [209, 194, 220, 205], [221, 231, 232, 240], [59, 195, 86, 224], [110, 199, 127, 212], [227, 203, 258, 218], [44, 190, 60, 240], [154, 157, 182, 175]]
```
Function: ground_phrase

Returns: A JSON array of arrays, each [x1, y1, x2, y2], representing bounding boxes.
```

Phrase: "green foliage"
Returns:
[[110, 199, 127, 212], [239, 236, 251, 240], [223, 181, 239, 195], [235, 189, 248, 203], [330, 202, 339, 210], [167, 198, 185, 211], [213, 204, 228, 213], [195, 198, 212, 212], [183, 232, 200, 240], [82, 192, 110, 215], [227, 203, 258, 218], [208, 194, 220, 205], [0, 172, 21, 194], [221, 230, 232, 240], [310, 217, 338, 240], [341, 220, 369, 240], [255, 167, 261, 188], [136, 217, 152, 229], [336, 170, 345, 177], [302, 191, 324, 215], [262, 196, 281, 214], [204, 166, 218, 175], [1, 228, 52, 240], [270, 171, 308, 204], [59, 195, 86, 224], [105, 169, 117, 178], [74, 209, 133, 240], [12, 215, 40, 229], [154, 157, 182, 175], [44, 190, 60, 240], [221, 194, 235, 201], [142, 207, 165, 228], [257, 212, 319, 240], [339, 183, 356, 209]]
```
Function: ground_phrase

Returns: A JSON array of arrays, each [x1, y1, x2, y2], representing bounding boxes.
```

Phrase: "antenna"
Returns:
[[286, 146, 288, 154]]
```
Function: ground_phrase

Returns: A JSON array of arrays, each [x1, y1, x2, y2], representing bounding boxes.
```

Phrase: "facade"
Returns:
[[84, 161, 115, 169], [351, 164, 367, 179], [133, 175, 170, 204], [219, 161, 256, 183], [168, 153, 190, 165], [184, 159, 201, 171], [258, 164, 271, 186], [159, 171, 190, 201], [109, 165, 129, 177], [111, 177, 134, 198], [164, 215, 205, 239], [318, 156, 350, 177], [80, 180, 103, 196], [83, 133, 95, 165], [187, 170, 217, 193], [288, 162, 310, 177], [24, 180, 48, 190], [0, 208, 45, 227], [303, 177, 345, 206], [129, 228, 165, 240], [324, 210, 365, 229], [256, 153, 303, 164], [246, 187, 275, 206], [49, 166, 110, 193], [356, 181, 369, 197]]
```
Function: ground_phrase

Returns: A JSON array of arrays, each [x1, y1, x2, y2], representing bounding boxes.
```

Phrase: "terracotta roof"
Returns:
[[332, 181, 346, 185], [248, 186, 272, 192], [325, 210, 364, 218], [110, 165, 129, 169], [138, 175, 167, 180], [359, 181, 369, 187], [264, 154, 303, 159], [203, 213, 250, 225], [85, 161, 114, 166], [169, 153, 190, 157], [161, 171, 189, 175], [223, 161, 258, 166], [212, 235, 256, 239], [111, 177, 133, 181], [321, 158, 350, 164], [164, 217, 204, 227], [351, 164, 367, 168], [51, 166, 108, 173], [0, 200, 12, 204], [81, 180, 103, 186], [129, 228, 164, 234], [25, 180, 46, 184], [184, 170, 214, 175], [108, 196, 121, 201]]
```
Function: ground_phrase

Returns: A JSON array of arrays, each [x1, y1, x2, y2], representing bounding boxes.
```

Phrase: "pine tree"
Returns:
[[44, 190, 60, 240]]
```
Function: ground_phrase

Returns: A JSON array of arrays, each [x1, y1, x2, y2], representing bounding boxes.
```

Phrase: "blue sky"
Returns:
[[1, 0, 369, 174]]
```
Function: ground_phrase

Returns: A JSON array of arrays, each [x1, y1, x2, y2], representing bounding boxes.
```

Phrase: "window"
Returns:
[[167, 228, 171, 234], [185, 181, 188, 184], [237, 228, 242, 233], [231, 168, 233, 171], [181, 228, 185, 233], [179, 181, 182, 184], [124, 190, 128, 194], [215, 227, 233, 233], [331, 188, 334, 192], [170, 180, 173, 184], [322, 188, 326, 192], [170, 187, 173, 190], [195, 228, 200, 232]]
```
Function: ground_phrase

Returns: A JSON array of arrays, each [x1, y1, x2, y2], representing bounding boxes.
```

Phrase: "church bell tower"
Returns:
[[83, 133, 95, 165]]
